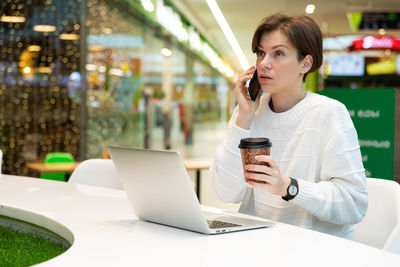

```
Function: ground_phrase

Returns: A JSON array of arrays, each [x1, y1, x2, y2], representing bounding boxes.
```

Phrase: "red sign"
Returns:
[[352, 36, 400, 50]]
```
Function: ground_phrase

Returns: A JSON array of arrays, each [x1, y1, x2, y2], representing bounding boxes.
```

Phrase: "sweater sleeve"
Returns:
[[209, 106, 251, 203], [291, 104, 368, 225]]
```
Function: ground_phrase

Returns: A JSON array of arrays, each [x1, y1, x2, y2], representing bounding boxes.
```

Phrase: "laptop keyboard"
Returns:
[[206, 219, 241, 229]]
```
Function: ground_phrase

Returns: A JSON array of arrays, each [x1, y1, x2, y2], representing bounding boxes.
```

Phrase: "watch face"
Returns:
[[288, 185, 298, 196]]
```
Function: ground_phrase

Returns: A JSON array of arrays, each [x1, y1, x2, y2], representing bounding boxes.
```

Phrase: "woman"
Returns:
[[210, 13, 367, 239]]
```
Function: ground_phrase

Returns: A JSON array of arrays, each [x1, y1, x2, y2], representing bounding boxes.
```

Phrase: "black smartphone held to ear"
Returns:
[[246, 69, 261, 102]]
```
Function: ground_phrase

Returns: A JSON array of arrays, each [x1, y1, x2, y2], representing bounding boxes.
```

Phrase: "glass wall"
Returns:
[[85, 0, 189, 155], [0, 0, 233, 175], [0, 0, 83, 175], [193, 61, 223, 123], [85, 0, 229, 156], [145, 36, 187, 150], [85, 0, 146, 158]]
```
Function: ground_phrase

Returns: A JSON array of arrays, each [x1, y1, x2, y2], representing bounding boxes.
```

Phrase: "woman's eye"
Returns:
[[275, 50, 284, 56], [257, 50, 265, 57]]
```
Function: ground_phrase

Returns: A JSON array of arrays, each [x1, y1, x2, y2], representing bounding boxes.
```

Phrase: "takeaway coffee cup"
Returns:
[[238, 137, 272, 183]]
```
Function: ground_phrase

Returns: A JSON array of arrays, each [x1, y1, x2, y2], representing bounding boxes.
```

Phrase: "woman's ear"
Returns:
[[301, 55, 313, 74]]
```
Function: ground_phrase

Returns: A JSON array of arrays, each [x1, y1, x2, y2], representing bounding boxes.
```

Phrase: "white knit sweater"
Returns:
[[210, 92, 368, 238]]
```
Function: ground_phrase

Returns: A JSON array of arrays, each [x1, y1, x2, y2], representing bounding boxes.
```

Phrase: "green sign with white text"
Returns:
[[320, 88, 395, 180]]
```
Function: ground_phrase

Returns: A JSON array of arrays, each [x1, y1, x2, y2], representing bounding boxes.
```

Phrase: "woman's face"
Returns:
[[255, 30, 308, 95]]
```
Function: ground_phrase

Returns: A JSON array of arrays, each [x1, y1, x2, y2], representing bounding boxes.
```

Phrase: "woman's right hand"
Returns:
[[234, 66, 261, 129]]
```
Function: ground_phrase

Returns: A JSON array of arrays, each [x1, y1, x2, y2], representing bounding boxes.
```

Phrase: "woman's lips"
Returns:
[[259, 75, 273, 82]]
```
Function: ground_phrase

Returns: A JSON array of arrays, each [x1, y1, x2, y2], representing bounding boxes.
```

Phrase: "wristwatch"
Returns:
[[282, 177, 299, 201]]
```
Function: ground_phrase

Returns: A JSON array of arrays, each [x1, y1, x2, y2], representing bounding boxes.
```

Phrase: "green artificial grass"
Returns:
[[0, 225, 68, 267]]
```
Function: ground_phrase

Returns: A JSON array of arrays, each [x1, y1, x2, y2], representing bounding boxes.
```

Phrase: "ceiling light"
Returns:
[[33, 25, 56, 32], [161, 48, 172, 57], [0, 15, 26, 23], [205, 0, 249, 70], [140, 0, 154, 12], [37, 67, 52, 73], [27, 45, 41, 52], [85, 64, 97, 71], [305, 4, 316, 14], [88, 45, 104, 52], [59, 33, 80, 40], [23, 66, 32, 74], [378, 28, 386, 35]]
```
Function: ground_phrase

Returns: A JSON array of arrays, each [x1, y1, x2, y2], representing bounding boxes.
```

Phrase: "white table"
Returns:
[[0, 174, 399, 266]]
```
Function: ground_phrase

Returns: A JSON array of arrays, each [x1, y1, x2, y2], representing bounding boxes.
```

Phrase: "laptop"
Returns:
[[108, 146, 270, 235]]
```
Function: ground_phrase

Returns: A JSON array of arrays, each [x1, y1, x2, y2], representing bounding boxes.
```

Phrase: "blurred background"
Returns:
[[1, 0, 400, 207]]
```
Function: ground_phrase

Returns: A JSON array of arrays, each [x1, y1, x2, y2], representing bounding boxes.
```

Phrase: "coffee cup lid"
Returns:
[[238, 138, 272, 149]]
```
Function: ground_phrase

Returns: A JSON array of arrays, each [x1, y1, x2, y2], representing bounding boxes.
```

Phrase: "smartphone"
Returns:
[[246, 69, 261, 102]]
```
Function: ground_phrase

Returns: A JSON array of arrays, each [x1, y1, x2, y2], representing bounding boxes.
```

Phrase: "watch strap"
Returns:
[[282, 177, 298, 201]]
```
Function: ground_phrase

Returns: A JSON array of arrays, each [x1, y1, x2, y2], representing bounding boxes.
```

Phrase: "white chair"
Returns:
[[383, 221, 400, 255], [352, 178, 400, 249], [68, 159, 123, 190]]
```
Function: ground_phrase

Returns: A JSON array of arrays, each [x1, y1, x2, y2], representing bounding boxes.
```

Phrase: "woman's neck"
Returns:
[[269, 88, 307, 113]]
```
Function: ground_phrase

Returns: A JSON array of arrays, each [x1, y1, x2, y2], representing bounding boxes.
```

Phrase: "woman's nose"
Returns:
[[259, 56, 272, 70]]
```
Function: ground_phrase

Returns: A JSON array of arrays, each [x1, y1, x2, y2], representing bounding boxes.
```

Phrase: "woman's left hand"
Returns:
[[244, 155, 291, 196]]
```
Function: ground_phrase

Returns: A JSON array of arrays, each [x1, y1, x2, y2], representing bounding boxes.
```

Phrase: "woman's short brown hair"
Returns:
[[252, 13, 322, 81]]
